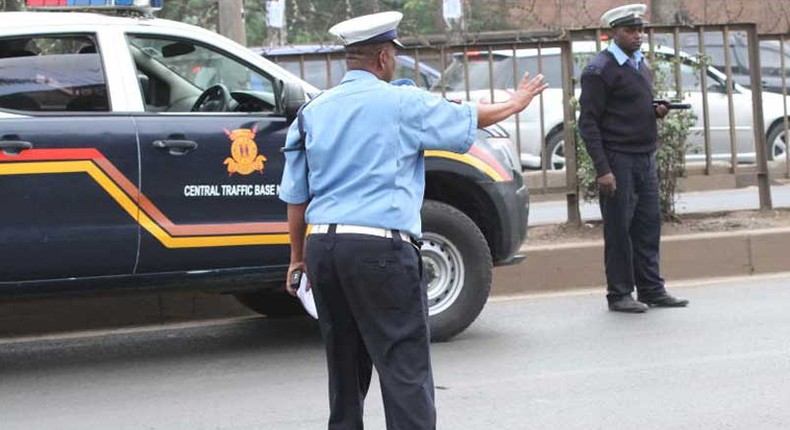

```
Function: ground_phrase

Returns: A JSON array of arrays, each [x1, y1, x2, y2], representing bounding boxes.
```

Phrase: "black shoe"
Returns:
[[608, 296, 649, 313], [638, 293, 689, 308]]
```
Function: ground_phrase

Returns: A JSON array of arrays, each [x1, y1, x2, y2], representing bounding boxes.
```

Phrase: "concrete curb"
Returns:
[[493, 227, 790, 296], [4, 228, 789, 338]]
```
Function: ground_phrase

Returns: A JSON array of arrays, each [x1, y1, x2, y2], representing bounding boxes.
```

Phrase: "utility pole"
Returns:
[[217, 0, 247, 46]]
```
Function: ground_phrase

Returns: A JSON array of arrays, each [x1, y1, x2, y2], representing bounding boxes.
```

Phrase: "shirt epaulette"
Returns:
[[582, 64, 603, 76], [583, 51, 613, 77]]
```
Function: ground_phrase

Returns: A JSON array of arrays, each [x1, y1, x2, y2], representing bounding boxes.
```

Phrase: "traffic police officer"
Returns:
[[579, 4, 689, 313], [279, 11, 547, 430]]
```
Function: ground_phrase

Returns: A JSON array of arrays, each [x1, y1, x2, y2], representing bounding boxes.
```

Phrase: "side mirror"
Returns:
[[279, 79, 306, 122]]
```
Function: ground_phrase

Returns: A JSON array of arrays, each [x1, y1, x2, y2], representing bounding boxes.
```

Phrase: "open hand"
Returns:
[[511, 72, 549, 112]]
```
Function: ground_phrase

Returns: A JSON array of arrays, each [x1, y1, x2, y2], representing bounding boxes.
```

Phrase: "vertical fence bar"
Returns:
[[439, 46, 448, 98], [324, 53, 332, 89], [673, 26, 682, 101], [561, 38, 580, 225], [746, 25, 772, 210], [487, 45, 495, 104], [722, 26, 739, 173], [698, 26, 713, 175], [412, 49, 421, 85], [781, 36, 789, 178], [463, 45, 471, 102], [511, 43, 523, 173], [647, 27, 655, 63], [537, 43, 548, 188], [595, 29, 602, 52]]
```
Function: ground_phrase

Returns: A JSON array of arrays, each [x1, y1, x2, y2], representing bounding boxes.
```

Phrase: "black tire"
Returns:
[[420, 200, 492, 342], [766, 122, 788, 161], [545, 130, 566, 170], [234, 287, 304, 318]]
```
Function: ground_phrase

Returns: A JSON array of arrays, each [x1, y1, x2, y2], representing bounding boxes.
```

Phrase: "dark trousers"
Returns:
[[305, 228, 435, 430], [599, 150, 666, 302]]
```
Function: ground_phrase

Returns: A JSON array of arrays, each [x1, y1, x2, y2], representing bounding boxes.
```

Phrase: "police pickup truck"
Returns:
[[0, 1, 529, 341]]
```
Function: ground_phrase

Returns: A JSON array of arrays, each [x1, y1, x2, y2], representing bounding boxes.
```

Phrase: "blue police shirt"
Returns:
[[608, 41, 644, 69], [279, 70, 477, 238]]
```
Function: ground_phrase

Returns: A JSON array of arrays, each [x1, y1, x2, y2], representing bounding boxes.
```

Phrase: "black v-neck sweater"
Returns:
[[578, 50, 658, 177]]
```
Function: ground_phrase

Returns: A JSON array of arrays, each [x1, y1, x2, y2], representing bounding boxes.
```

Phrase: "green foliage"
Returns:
[[158, 0, 215, 28], [574, 50, 697, 222], [0, 0, 519, 46], [401, 0, 440, 36]]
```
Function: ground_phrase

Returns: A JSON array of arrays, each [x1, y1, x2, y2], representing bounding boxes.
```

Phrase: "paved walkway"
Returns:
[[530, 184, 790, 225]]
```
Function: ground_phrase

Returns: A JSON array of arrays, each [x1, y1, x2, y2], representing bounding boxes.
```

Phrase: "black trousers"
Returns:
[[306, 227, 435, 430], [599, 150, 666, 302]]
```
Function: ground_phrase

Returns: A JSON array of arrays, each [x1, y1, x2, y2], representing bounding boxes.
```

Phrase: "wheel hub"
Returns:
[[419, 233, 465, 316]]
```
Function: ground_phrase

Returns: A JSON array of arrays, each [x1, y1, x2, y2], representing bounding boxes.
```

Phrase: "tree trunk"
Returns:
[[651, 0, 685, 25], [433, 0, 445, 33], [218, 0, 247, 46], [3, 0, 22, 11]]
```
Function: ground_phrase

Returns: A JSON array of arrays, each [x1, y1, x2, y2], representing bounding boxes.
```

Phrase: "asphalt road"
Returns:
[[530, 184, 790, 225], [2, 274, 790, 429]]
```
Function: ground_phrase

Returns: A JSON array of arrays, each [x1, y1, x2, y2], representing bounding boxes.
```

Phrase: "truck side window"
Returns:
[[126, 34, 277, 113], [0, 34, 108, 113]]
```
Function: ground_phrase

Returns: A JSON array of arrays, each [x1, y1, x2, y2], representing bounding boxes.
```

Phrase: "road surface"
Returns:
[[2, 274, 789, 429]]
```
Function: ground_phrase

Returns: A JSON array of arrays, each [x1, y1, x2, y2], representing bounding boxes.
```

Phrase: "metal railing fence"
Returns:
[[261, 24, 790, 224]]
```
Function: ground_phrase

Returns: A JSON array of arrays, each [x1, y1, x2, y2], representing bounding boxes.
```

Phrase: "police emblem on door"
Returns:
[[224, 126, 266, 175]]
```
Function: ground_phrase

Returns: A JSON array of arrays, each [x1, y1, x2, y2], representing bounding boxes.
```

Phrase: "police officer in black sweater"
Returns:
[[579, 4, 689, 313]]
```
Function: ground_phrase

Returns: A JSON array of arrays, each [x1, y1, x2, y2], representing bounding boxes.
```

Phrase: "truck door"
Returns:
[[123, 34, 290, 274], [0, 34, 139, 283]]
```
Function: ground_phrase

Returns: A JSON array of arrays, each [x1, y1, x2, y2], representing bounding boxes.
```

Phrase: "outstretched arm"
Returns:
[[477, 72, 548, 128]]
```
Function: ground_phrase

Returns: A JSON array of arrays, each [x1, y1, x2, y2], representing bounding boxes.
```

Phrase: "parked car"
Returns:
[[432, 46, 570, 169], [0, 2, 528, 341], [433, 42, 790, 170], [253, 44, 441, 90], [676, 32, 790, 94]]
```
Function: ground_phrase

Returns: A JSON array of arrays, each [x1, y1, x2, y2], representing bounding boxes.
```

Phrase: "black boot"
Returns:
[[608, 295, 649, 313], [638, 293, 689, 308]]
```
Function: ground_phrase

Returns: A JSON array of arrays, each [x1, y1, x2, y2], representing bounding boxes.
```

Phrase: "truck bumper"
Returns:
[[484, 177, 529, 267]]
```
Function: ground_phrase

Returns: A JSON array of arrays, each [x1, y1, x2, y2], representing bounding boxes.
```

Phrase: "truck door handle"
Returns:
[[152, 139, 198, 156], [0, 140, 33, 156]]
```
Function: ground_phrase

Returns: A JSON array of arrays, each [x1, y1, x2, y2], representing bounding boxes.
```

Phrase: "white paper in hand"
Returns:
[[296, 274, 318, 319]]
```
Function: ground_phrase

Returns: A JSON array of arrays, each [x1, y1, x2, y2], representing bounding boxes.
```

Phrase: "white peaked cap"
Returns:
[[329, 11, 404, 48], [600, 3, 648, 27]]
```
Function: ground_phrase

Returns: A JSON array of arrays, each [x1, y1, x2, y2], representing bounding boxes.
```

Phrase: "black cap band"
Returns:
[[610, 15, 645, 27], [348, 29, 399, 46]]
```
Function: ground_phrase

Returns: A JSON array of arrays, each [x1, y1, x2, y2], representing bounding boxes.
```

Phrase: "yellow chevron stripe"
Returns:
[[0, 161, 289, 248], [425, 150, 504, 182]]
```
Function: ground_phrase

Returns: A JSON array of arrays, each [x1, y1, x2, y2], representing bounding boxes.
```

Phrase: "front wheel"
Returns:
[[545, 130, 566, 170], [767, 122, 788, 161], [421, 200, 492, 342]]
